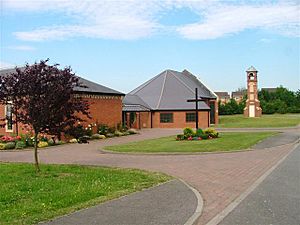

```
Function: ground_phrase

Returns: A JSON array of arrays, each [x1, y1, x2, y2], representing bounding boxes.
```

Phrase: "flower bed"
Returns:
[[176, 127, 219, 141]]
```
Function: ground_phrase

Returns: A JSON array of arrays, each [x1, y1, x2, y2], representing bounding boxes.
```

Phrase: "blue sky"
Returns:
[[1, 0, 299, 93]]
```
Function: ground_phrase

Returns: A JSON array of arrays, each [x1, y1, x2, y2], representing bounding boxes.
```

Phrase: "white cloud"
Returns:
[[4, 0, 300, 41], [177, 2, 300, 40], [6, 45, 36, 51], [0, 61, 16, 69]]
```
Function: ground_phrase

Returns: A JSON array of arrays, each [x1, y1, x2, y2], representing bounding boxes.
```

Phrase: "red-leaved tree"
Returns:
[[0, 59, 90, 171]]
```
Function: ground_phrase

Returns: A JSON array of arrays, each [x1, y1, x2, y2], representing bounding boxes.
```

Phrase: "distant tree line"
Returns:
[[218, 87, 300, 115]]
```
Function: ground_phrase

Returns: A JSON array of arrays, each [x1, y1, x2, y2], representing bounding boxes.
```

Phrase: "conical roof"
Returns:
[[246, 66, 258, 72], [127, 69, 216, 110]]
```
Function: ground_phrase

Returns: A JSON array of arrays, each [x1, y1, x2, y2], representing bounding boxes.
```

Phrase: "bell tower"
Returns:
[[244, 66, 262, 117]]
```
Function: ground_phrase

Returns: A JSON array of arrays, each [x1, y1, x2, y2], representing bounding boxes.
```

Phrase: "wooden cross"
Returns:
[[187, 88, 205, 130]]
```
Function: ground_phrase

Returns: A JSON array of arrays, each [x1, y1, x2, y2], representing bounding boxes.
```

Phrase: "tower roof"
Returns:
[[124, 69, 216, 111], [246, 66, 258, 72]]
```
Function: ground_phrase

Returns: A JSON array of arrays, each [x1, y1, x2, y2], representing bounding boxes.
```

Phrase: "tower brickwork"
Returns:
[[244, 66, 262, 117]]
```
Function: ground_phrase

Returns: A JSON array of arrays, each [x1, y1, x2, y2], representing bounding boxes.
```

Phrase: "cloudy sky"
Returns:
[[1, 0, 299, 93]]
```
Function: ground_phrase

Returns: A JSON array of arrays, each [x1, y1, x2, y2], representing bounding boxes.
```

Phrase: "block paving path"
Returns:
[[1, 128, 299, 225]]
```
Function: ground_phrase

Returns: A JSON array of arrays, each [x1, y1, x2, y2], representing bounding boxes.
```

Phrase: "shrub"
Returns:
[[5, 142, 16, 150], [99, 135, 106, 139], [38, 141, 48, 148], [176, 134, 184, 140], [78, 136, 89, 144], [114, 131, 124, 137], [106, 133, 114, 138], [128, 129, 138, 134], [16, 141, 26, 149], [91, 134, 102, 139], [56, 140, 65, 145], [47, 139, 55, 146], [98, 124, 109, 135], [0, 143, 6, 150], [199, 134, 209, 140], [69, 138, 78, 143], [196, 129, 204, 136], [183, 127, 194, 138], [108, 126, 116, 134], [123, 131, 130, 136], [204, 128, 219, 138], [39, 135, 48, 142]]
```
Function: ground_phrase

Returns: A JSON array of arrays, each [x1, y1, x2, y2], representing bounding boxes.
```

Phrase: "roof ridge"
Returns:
[[170, 70, 195, 95], [129, 70, 166, 95], [156, 70, 168, 109]]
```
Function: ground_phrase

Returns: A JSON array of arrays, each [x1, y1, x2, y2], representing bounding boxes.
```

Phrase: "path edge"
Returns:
[[181, 179, 204, 225]]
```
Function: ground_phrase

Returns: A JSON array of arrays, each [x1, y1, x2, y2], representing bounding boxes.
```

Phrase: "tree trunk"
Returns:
[[34, 132, 40, 172]]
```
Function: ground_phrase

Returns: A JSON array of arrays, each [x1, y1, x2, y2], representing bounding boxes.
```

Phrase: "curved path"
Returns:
[[41, 179, 199, 225], [1, 128, 299, 225]]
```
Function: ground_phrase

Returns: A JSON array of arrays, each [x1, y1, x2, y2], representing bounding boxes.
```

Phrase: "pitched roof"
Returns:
[[246, 66, 258, 72], [215, 92, 230, 98], [0, 67, 124, 95], [125, 69, 216, 111]]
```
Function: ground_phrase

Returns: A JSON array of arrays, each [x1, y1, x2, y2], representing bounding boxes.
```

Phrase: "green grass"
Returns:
[[105, 132, 276, 153], [217, 114, 300, 128], [0, 163, 170, 225]]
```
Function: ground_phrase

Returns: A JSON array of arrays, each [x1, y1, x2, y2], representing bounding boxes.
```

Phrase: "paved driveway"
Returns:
[[1, 128, 299, 225]]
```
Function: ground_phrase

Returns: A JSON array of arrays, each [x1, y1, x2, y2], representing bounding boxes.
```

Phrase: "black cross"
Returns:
[[187, 88, 205, 130]]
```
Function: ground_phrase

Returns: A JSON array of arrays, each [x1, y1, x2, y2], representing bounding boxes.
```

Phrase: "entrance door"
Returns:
[[249, 105, 255, 117]]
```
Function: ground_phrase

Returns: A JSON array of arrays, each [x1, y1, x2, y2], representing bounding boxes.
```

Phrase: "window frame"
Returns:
[[160, 113, 173, 123], [5, 101, 13, 132], [186, 112, 196, 122]]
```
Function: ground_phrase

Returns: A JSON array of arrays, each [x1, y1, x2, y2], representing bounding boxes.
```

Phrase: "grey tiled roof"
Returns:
[[125, 69, 215, 111], [0, 67, 124, 95], [215, 92, 230, 98]]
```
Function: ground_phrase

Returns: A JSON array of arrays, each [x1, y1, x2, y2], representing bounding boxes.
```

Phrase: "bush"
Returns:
[[0, 143, 6, 150], [123, 131, 130, 136], [69, 138, 78, 143], [204, 128, 219, 138], [16, 141, 26, 149], [287, 106, 300, 113], [98, 124, 109, 135], [38, 141, 48, 148], [106, 133, 114, 138], [176, 134, 184, 140], [128, 129, 138, 134], [114, 131, 124, 137], [199, 134, 209, 140], [196, 129, 204, 137], [78, 136, 89, 144], [91, 134, 102, 139], [5, 142, 16, 150], [183, 127, 194, 138], [47, 139, 55, 146], [56, 140, 65, 145]]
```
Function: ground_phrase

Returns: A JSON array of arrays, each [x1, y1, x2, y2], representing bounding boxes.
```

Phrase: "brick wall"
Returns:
[[152, 111, 209, 129], [0, 94, 123, 136], [82, 96, 122, 128]]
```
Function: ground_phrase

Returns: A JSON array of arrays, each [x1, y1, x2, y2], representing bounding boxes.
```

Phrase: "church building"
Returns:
[[0, 68, 124, 135], [123, 69, 218, 129]]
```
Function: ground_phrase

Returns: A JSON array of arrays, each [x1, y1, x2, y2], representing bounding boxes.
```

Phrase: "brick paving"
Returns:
[[0, 128, 298, 225]]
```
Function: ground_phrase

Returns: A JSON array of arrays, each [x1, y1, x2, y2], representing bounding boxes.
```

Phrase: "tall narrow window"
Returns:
[[6, 103, 13, 131], [160, 113, 173, 123]]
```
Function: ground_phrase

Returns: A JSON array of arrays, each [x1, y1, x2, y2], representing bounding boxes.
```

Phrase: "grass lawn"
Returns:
[[0, 163, 170, 225], [105, 132, 276, 153], [217, 114, 300, 128]]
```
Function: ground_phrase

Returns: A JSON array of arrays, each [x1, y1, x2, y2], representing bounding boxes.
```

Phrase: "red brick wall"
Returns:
[[0, 94, 123, 136], [152, 111, 209, 129], [82, 96, 122, 128]]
